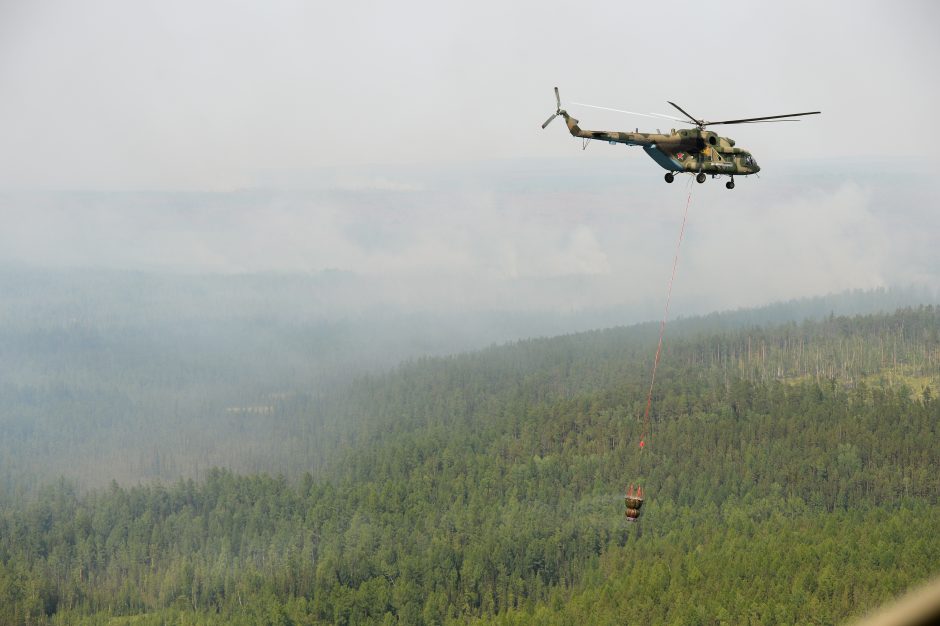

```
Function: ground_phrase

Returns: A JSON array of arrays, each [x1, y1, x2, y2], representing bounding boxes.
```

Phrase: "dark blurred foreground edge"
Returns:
[[852, 577, 940, 626]]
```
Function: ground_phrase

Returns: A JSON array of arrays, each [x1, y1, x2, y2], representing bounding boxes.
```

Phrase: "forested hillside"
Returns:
[[0, 305, 938, 624], [0, 272, 934, 491]]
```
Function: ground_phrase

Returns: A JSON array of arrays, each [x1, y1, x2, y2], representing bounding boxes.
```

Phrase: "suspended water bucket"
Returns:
[[625, 485, 645, 521]]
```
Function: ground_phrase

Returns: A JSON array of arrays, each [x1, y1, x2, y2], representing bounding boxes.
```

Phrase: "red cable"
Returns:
[[640, 187, 692, 448]]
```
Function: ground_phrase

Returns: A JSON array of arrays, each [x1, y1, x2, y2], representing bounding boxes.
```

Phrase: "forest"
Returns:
[[0, 285, 938, 624]]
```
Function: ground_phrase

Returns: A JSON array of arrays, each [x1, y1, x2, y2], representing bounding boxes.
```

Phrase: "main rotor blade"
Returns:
[[541, 113, 558, 129], [735, 119, 802, 123], [554, 86, 560, 110], [704, 111, 821, 126], [667, 101, 703, 126], [572, 102, 672, 121]]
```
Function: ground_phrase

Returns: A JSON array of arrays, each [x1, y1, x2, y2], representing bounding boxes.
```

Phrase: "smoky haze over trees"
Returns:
[[0, 271, 935, 492], [0, 158, 937, 317]]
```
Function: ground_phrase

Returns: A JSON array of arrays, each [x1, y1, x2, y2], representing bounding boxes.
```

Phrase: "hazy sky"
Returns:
[[1, 0, 937, 190], [0, 1, 937, 313]]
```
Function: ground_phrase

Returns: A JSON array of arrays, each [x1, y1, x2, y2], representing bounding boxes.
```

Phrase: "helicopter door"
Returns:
[[697, 150, 709, 171]]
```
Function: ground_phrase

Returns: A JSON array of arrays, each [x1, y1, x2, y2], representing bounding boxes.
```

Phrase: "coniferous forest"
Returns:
[[1, 281, 939, 625]]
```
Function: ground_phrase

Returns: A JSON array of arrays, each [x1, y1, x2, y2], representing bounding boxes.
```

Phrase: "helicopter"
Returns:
[[542, 87, 820, 189]]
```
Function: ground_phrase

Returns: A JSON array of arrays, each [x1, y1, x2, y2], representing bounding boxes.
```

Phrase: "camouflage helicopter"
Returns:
[[542, 87, 820, 189]]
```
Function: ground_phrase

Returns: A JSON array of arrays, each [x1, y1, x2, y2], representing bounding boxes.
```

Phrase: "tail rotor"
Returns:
[[541, 87, 563, 129]]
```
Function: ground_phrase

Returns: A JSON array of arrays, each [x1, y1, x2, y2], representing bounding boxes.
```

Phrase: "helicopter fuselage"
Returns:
[[561, 113, 760, 177]]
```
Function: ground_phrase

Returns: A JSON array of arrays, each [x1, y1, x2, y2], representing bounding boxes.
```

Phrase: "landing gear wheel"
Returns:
[[696, 172, 706, 184], [664, 172, 674, 184], [726, 180, 735, 190]]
